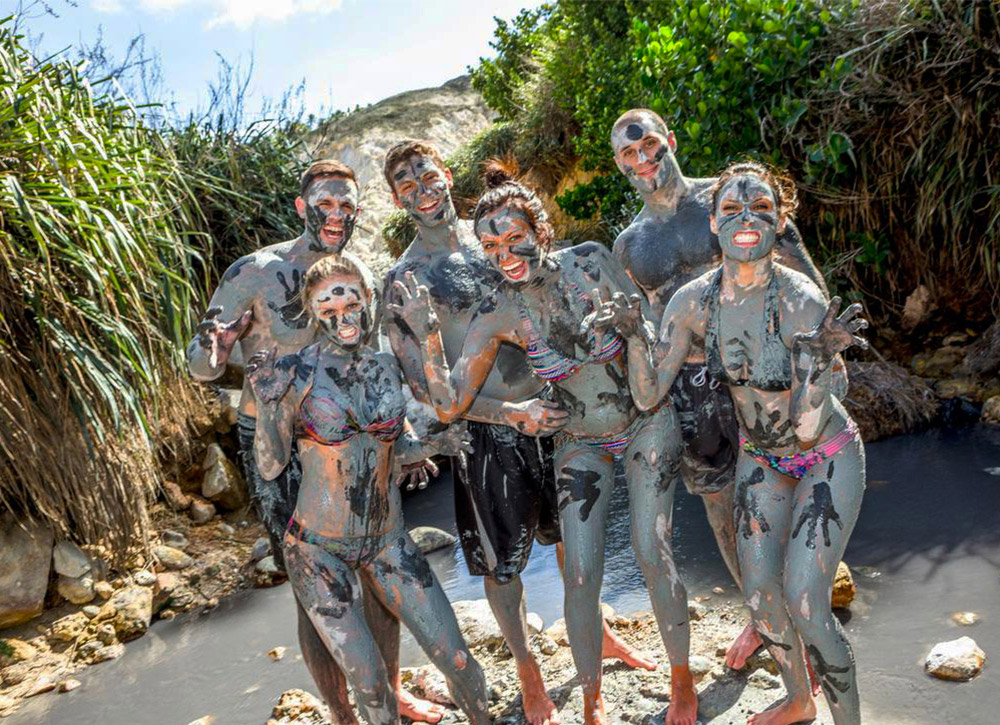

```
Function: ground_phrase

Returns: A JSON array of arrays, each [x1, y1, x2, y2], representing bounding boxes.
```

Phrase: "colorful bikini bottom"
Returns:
[[739, 419, 859, 480]]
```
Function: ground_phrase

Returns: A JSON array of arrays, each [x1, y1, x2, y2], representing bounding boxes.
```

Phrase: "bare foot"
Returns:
[[398, 687, 446, 723], [747, 695, 817, 725], [602, 622, 657, 670], [726, 622, 763, 670], [518, 660, 560, 725], [666, 666, 699, 725], [583, 691, 607, 725]]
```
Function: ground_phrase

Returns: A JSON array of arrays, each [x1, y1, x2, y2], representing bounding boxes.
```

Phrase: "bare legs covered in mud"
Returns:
[[735, 440, 865, 725], [555, 409, 696, 725], [285, 534, 491, 725]]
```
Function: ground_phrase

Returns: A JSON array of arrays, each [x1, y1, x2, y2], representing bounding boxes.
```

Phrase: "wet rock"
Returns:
[[268, 646, 287, 661], [689, 655, 714, 683], [76, 640, 103, 660], [0, 694, 16, 712], [545, 618, 569, 646], [134, 570, 157, 587], [537, 633, 559, 655], [409, 526, 456, 554], [91, 642, 125, 663], [57, 574, 96, 605], [526, 612, 544, 633], [58, 678, 82, 693], [414, 664, 454, 706], [270, 688, 328, 724], [49, 612, 89, 642], [153, 572, 181, 612], [0, 638, 36, 666], [452, 599, 504, 647], [748, 670, 781, 689], [832, 561, 856, 609], [936, 378, 979, 400], [251, 537, 272, 563], [26, 675, 57, 697], [217, 388, 242, 429], [163, 481, 192, 511], [154, 545, 193, 571], [53, 540, 92, 579], [255, 556, 286, 588], [82, 605, 101, 619], [746, 649, 780, 676], [102, 586, 153, 641], [712, 586, 726, 595], [0, 513, 53, 629], [189, 497, 217, 525], [201, 443, 248, 511], [981, 395, 1000, 425], [901, 285, 933, 331], [94, 581, 114, 600], [96, 623, 117, 645], [688, 601, 708, 621], [925, 637, 986, 681], [162, 530, 190, 550], [912, 346, 965, 378], [952, 612, 980, 626]]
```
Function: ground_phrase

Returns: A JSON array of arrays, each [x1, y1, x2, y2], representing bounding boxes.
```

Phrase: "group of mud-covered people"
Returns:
[[187, 108, 868, 725]]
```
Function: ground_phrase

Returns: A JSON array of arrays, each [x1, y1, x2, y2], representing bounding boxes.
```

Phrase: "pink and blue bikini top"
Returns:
[[517, 302, 623, 383], [298, 394, 404, 446]]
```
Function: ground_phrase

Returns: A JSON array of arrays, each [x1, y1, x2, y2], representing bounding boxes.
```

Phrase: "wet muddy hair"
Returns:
[[473, 159, 554, 247], [711, 161, 799, 221], [300, 255, 371, 319], [382, 140, 447, 190], [300, 159, 357, 196]]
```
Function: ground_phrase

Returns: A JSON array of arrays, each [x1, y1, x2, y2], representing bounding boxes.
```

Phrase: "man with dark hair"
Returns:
[[383, 139, 654, 725], [187, 159, 445, 723], [610, 109, 843, 672]]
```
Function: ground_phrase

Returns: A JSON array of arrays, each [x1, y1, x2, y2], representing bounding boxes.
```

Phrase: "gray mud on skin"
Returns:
[[11, 426, 1000, 725]]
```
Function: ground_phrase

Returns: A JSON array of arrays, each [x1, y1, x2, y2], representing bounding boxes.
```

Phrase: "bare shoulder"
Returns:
[[775, 264, 826, 331]]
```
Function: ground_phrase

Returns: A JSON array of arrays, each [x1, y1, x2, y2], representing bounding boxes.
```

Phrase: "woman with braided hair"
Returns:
[[391, 162, 698, 725]]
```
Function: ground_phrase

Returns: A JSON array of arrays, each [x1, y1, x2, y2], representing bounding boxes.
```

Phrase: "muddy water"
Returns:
[[10, 426, 1000, 724]]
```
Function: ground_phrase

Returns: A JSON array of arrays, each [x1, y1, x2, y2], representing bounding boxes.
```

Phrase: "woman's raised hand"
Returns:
[[793, 296, 869, 364], [245, 347, 294, 403], [580, 289, 644, 341], [388, 271, 440, 336]]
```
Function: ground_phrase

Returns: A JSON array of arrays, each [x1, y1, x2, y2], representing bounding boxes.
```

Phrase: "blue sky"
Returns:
[[15, 0, 540, 120]]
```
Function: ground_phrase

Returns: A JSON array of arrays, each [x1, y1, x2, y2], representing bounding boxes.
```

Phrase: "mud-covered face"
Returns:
[[475, 206, 542, 284], [612, 113, 675, 194], [390, 155, 454, 228], [308, 274, 372, 351], [298, 176, 359, 252], [712, 174, 782, 263]]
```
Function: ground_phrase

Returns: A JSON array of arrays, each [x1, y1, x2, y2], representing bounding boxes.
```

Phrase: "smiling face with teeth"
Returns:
[[295, 175, 360, 253], [390, 154, 456, 228], [475, 205, 542, 284], [308, 274, 371, 351], [710, 173, 785, 263], [611, 110, 678, 195]]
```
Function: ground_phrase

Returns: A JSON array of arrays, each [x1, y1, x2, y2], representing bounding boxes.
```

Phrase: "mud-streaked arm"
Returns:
[[789, 296, 868, 446], [248, 349, 311, 480], [632, 285, 698, 411], [187, 258, 254, 381]]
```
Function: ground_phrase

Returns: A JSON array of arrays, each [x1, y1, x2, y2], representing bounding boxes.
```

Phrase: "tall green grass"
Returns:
[[0, 17, 305, 555]]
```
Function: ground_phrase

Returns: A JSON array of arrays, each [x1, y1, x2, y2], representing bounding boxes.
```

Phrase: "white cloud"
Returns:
[[206, 0, 343, 30], [92, 0, 125, 12], [139, 0, 195, 10]]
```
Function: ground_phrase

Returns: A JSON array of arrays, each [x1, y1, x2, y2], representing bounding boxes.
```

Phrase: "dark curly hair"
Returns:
[[472, 159, 555, 248], [710, 161, 799, 221]]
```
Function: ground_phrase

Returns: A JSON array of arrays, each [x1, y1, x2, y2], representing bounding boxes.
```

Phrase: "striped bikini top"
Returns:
[[298, 391, 404, 446], [517, 296, 623, 383]]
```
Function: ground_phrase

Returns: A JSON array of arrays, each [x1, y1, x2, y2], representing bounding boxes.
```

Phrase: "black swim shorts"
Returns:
[[454, 421, 561, 583], [669, 363, 740, 495]]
